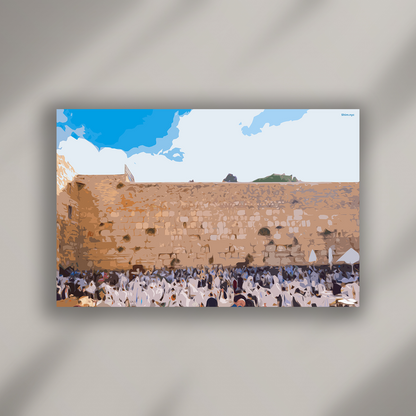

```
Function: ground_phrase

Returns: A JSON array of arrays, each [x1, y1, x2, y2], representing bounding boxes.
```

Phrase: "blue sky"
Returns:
[[57, 109, 360, 182], [241, 109, 308, 136], [57, 109, 190, 161]]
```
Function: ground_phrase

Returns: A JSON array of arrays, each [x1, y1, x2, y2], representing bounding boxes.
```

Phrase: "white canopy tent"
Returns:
[[309, 250, 317, 263], [337, 248, 360, 272]]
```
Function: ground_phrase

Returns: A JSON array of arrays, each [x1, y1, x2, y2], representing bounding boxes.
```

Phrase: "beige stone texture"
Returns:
[[57, 159, 359, 271]]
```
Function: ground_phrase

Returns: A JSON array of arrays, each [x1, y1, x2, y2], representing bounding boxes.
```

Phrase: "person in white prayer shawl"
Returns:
[[281, 286, 293, 307], [118, 289, 128, 306], [219, 289, 231, 307], [117, 272, 129, 290], [138, 288, 150, 307], [154, 285, 164, 302], [293, 288, 308, 307], [316, 280, 326, 296], [270, 281, 282, 299], [57, 264, 359, 307], [160, 288, 172, 305], [214, 274, 221, 289], [146, 285, 156, 302], [193, 287, 207, 307], [178, 290, 192, 307], [85, 281, 96, 299], [242, 276, 252, 293], [167, 293, 179, 307], [262, 290, 279, 307]]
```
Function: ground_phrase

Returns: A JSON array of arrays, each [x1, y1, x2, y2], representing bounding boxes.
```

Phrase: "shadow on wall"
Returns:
[[0, 332, 79, 416], [323, 332, 416, 416]]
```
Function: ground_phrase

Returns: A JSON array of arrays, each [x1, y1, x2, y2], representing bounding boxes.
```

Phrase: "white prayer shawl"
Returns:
[[110, 289, 121, 304], [117, 273, 129, 290], [270, 283, 282, 298], [127, 290, 136, 306], [342, 284, 357, 300], [188, 278, 198, 289], [262, 293, 277, 307], [138, 290, 150, 307], [130, 281, 142, 304], [310, 271, 320, 285], [319, 294, 331, 307], [309, 295, 324, 307], [155, 287, 164, 302], [214, 276, 220, 288], [104, 291, 114, 306], [146, 287, 155, 299], [187, 297, 198, 307], [251, 288, 261, 303], [119, 290, 128, 304], [218, 291, 230, 306], [352, 282, 359, 301], [194, 290, 206, 307], [293, 293, 307, 307], [272, 274, 280, 286], [178, 291, 190, 307], [85, 282, 96, 295], [167, 296, 180, 307], [188, 283, 199, 297], [300, 276, 310, 288], [317, 283, 326, 295], [242, 279, 251, 294], [282, 291, 293, 307]]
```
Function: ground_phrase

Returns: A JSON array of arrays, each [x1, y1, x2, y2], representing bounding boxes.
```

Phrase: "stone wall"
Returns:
[[56, 164, 359, 271], [57, 155, 80, 268]]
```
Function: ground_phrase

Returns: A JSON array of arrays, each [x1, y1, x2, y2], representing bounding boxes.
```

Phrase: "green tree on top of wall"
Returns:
[[253, 173, 298, 183]]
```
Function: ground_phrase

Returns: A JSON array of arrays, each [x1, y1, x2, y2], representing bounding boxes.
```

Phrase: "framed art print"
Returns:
[[56, 109, 359, 307]]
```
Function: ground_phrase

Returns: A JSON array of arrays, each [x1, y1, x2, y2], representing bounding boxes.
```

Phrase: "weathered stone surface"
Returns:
[[57, 158, 359, 270]]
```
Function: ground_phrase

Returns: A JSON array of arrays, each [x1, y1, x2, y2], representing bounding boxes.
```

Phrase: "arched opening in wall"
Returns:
[[183, 222, 187, 228], [116, 183, 124, 189], [123, 234, 131, 242], [68, 205, 72, 219], [208, 256, 214, 264], [258, 227, 270, 236], [117, 247, 125, 253]]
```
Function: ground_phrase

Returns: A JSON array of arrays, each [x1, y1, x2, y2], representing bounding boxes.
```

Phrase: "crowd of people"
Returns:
[[56, 264, 359, 307]]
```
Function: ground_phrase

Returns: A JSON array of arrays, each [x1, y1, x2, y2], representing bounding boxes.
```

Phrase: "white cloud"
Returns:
[[58, 137, 127, 175], [57, 109, 359, 182]]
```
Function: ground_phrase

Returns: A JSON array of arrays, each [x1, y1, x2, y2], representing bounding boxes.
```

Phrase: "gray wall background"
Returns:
[[1, 1, 416, 415]]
